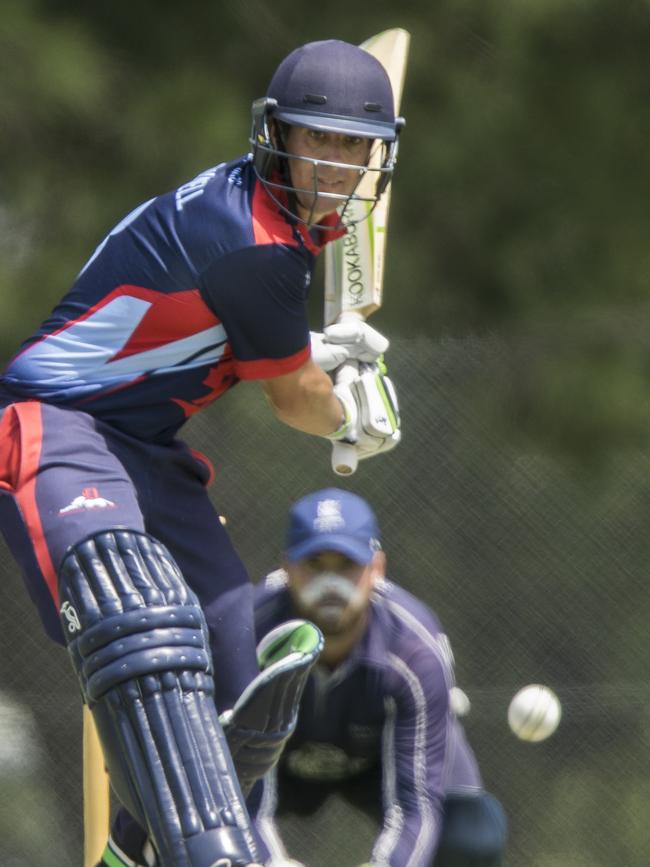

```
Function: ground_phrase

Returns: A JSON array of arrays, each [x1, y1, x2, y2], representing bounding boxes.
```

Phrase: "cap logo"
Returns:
[[364, 101, 383, 112], [303, 94, 328, 105], [313, 499, 345, 533]]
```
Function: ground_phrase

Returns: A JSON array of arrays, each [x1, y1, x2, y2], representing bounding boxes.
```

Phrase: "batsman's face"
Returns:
[[284, 126, 372, 224], [286, 550, 380, 636]]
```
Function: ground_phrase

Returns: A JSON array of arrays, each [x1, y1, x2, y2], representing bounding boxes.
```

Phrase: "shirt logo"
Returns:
[[175, 165, 220, 210], [59, 487, 117, 516], [227, 164, 244, 187]]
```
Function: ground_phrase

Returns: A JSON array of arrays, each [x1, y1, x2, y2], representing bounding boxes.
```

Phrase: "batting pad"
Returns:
[[58, 530, 259, 867]]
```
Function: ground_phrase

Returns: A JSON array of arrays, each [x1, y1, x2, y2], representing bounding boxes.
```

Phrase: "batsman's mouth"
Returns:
[[316, 177, 346, 192]]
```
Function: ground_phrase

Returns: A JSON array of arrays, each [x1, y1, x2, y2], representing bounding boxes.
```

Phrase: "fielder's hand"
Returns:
[[327, 360, 401, 470], [310, 321, 389, 372]]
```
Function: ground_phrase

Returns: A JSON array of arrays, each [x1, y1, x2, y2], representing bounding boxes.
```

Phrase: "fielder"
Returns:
[[252, 489, 508, 867], [0, 40, 402, 867]]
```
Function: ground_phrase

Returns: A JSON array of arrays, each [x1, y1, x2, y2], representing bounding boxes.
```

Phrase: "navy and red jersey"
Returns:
[[1, 157, 342, 442], [253, 572, 484, 867]]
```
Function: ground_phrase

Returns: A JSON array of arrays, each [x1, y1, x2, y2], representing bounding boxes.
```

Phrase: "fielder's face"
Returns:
[[284, 126, 372, 224], [286, 549, 379, 636]]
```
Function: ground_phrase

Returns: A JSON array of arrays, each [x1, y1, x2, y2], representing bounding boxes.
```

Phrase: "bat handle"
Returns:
[[332, 441, 358, 476], [331, 360, 359, 476], [83, 704, 110, 867]]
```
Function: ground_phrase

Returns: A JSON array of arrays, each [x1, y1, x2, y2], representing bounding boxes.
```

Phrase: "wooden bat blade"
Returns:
[[323, 28, 410, 326], [83, 705, 110, 867], [362, 28, 410, 109]]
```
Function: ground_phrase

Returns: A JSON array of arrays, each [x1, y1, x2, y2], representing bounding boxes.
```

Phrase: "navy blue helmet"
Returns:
[[250, 40, 405, 226]]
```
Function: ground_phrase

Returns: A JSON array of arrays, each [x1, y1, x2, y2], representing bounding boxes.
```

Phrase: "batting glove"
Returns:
[[310, 321, 389, 372], [328, 360, 401, 460], [310, 331, 349, 372]]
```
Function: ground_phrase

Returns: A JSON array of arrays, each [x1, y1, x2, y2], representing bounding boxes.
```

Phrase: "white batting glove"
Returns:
[[310, 331, 350, 372], [310, 321, 389, 372], [328, 361, 401, 461], [324, 320, 389, 361]]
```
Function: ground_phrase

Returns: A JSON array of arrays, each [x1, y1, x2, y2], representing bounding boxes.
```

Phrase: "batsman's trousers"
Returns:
[[0, 398, 258, 710]]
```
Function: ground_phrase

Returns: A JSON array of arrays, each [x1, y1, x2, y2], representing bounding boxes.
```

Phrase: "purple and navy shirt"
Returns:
[[1, 157, 342, 442], [253, 572, 484, 867]]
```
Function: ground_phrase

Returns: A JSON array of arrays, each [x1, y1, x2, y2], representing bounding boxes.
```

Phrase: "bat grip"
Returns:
[[332, 441, 358, 476], [331, 360, 359, 476]]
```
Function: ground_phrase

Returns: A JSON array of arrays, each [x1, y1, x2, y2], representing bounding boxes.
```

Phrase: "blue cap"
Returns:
[[267, 40, 397, 141], [285, 488, 381, 564]]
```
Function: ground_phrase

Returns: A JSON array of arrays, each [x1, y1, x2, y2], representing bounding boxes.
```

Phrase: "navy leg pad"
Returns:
[[58, 530, 259, 867]]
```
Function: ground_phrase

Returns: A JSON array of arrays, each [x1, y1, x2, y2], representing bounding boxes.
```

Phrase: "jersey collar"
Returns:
[[294, 212, 346, 255], [255, 172, 346, 253]]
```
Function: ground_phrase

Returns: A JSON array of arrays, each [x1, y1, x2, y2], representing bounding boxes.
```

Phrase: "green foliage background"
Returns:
[[0, 3, 649, 866], [2, 0, 650, 464]]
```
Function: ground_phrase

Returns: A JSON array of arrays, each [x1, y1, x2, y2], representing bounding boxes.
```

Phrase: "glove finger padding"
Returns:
[[351, 365, 400, 439], [310, 331, 351, 372], [323, 320, 389, 362], [220, 620, 323, 795], [355, 369, 401, 460], [330, 362, 401, 463]]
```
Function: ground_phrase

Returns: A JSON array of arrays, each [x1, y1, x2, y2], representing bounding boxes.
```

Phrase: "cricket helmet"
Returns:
[[250, 40, 405, 226]]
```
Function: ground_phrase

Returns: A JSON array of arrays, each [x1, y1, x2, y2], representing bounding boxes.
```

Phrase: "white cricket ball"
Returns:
[[449, 686, 471, 717], [507, 684, 561, 742]]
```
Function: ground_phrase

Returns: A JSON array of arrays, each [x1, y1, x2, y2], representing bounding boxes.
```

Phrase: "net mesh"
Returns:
[[1, 336, 647, 866]]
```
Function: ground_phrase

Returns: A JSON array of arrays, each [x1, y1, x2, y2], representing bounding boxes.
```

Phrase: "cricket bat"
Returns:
[[83, 705, 110, 867], [324, 27, 410, 475]]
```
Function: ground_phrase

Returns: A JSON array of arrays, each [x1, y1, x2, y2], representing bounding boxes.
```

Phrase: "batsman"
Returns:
[[0, 36, 404, 867]]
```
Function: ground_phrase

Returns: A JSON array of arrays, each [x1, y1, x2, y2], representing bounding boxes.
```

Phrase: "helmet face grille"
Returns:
[[248, 40, 405, 229], [267, 40, 397, 141]]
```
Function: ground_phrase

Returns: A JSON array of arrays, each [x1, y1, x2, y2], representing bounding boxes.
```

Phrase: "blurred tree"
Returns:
[[1, 0, 648, 463]]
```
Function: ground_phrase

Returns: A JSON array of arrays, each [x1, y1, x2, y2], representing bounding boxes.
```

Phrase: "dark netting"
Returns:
[[1, 336, 648, 866]]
